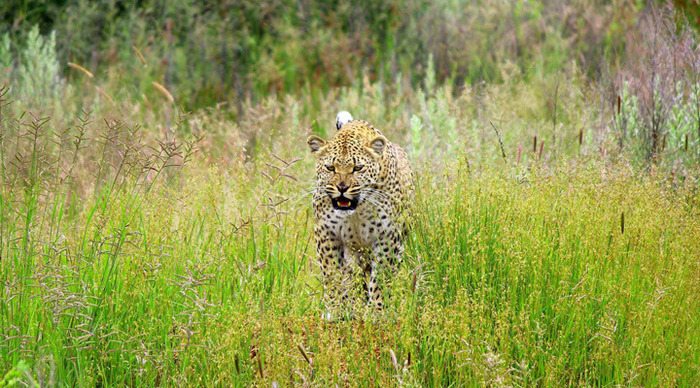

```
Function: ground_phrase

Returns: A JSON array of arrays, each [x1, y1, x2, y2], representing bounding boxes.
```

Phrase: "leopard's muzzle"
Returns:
[[326, 183, 360, 211]]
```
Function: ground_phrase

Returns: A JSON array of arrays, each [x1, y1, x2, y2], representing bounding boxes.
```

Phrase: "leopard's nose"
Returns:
[[337, 182, 349, 193]]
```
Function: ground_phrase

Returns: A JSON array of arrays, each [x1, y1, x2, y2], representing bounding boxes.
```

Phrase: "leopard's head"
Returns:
[[307, 128, 386, 212]]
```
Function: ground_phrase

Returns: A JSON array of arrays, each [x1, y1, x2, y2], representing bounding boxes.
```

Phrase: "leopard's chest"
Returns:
[[318, 203, 392, 249]]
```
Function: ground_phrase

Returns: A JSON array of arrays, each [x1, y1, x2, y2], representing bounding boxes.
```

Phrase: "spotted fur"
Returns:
[[307, 115, 413, 315]]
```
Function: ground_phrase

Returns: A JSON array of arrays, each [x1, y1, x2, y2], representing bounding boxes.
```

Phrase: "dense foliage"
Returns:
[[0, 0, 650, 108]]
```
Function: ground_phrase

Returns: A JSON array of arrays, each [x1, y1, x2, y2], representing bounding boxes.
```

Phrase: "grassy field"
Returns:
[[1, 141, 699, 386], [2, 1, 700, 386]]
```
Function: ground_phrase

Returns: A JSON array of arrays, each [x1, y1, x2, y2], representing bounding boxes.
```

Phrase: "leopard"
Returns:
[[307, 111, 413, 318]]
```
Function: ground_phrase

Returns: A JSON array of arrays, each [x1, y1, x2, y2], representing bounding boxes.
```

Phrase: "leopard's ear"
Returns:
[[307, 135, 326, 154], [366, 136, 386, 157]]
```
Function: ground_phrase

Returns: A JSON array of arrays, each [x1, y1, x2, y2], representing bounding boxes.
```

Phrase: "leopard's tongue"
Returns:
[[337, 199, 351, 207]]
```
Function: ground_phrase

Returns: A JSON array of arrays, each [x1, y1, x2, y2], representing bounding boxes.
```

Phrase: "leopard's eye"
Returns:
[[353, 164, 364, 172], [325, 164, 335, 172]]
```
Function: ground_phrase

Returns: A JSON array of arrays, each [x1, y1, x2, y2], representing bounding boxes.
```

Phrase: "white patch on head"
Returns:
[[336, 111, 353, 130]]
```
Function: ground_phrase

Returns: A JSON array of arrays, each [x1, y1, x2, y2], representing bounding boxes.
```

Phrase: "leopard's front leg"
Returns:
[[367, 228, 403, 310], [315, 223, 354, 320]]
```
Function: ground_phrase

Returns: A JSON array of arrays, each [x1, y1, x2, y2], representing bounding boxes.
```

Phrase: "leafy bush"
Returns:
[[612, 5, 700, 166]]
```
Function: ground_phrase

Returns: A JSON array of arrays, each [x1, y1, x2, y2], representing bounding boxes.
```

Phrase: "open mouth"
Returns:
[[331, 196, 358, 211]]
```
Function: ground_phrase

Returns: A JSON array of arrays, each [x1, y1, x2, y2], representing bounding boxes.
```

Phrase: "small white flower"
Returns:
[[336, 111, 353, 129]]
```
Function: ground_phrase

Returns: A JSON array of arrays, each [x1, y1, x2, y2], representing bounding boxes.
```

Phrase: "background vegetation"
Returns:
[[1, 0, 699, 386]]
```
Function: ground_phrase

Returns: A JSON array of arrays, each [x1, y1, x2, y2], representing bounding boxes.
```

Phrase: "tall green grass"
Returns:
[[1, 1, 699, 385], [1, 67, 699, 386], [1, 142, 698, 385]]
